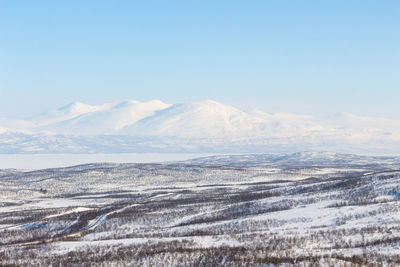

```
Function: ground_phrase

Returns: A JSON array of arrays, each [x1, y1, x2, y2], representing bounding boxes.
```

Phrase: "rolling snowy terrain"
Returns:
[[1, 152, 400, 266], [1, 100, 400, 154]]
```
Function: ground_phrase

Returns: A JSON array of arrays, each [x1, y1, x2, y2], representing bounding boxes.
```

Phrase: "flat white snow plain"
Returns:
[[1, 152, 400, 266]]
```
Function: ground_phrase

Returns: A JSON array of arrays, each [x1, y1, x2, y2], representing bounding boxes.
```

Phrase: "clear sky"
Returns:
[[0, 1, 399, 118]]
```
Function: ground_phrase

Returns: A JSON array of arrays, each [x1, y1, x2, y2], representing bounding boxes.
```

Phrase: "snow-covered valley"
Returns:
[[1, 152, 400, 266]]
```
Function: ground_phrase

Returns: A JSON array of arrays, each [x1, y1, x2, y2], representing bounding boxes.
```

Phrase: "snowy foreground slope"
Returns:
[[2, 99, 400, 153], [1, 152, 400, 266]]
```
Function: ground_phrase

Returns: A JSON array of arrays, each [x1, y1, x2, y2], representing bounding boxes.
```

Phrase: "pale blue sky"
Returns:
[[0, 1, 399, 118]]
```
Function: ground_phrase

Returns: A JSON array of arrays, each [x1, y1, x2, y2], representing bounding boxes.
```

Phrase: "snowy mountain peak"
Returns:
[[121, 99, 266, 138], [111, 100, 140, 108], [2, 99, 400, 154], [58, 102, 101, 114], [33, 101, 104, 126], [109, 99, 170, 110], [36, 99, 172, 135]]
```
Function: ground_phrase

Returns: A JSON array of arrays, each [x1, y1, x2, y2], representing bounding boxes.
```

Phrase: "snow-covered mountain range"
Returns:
[[1, 99, 400, 154]]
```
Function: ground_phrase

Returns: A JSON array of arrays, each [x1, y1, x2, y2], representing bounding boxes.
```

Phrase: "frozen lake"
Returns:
[[0, 153, 225, 170]]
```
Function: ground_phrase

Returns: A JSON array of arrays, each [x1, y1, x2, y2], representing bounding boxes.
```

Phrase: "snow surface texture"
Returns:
[[1, 152, 400, 266], [1, 99, 400, 154]]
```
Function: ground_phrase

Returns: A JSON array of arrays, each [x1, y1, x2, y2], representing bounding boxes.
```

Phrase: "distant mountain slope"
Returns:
[[1, 99, 400, 154], [32, 102, 105, 126], [121, 100, 269, 138], [42, 100, 171, 135]]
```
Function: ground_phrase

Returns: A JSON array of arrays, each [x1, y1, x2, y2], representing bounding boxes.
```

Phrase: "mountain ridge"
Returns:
[[1, 99, 400, 154]]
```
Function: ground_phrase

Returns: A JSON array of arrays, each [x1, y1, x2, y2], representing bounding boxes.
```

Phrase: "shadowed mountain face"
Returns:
[[1, 99, 400, 154]]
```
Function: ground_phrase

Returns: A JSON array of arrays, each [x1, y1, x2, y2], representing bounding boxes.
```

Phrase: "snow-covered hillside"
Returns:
[[121, 100, 271, 138], [1, 99, 400, 154], [2, 154, 400, 265], [41, 100, 171, 135], [32, 102, 106, 126]]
